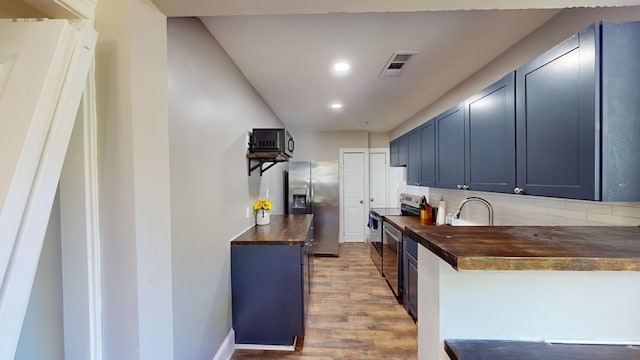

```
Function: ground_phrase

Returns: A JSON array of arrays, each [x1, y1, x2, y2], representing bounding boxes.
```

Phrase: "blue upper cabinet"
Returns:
[[404, 120, 435, 187], [516, 21, 640, 201], [516, 25, 597, 200], [435, 104, 465, 189], [420, 121, 436, 187], [435, 74, 515, 192], [390, 134, 408, 167], [600, 21, 640, 201], [465, 73, 516, 193], [406, 128, 421, 185]]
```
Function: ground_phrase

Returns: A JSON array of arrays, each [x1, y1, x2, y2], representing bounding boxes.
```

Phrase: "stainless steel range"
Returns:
[[369, 193, 422, 299]]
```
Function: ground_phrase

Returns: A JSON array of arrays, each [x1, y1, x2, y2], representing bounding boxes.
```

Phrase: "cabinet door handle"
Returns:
[[514, 187, 524, 194], [359, 200, 364, 204], [370, 198, 374, 202]]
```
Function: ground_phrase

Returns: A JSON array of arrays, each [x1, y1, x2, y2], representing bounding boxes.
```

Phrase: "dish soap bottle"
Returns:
[[436, 196, 446, 225]]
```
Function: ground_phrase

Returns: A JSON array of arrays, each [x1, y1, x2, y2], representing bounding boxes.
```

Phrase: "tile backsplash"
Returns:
[[400, 184, 640, 227]]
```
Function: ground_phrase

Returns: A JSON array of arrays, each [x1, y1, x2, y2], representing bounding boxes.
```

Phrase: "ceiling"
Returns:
[[200, 10, 559, 132], [151, 1, 626, 133]]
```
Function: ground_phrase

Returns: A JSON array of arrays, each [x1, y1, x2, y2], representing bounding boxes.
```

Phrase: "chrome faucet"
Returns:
[[452, 197, 494, 226]]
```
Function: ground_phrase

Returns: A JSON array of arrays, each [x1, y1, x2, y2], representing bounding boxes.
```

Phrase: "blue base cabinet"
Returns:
[[231, 243, 310, 346], [403, 233, 418, 321]]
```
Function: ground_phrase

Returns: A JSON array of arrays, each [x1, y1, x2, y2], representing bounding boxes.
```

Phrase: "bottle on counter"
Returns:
[[436, 196, 446, 225], [421, 202, 433, 224]]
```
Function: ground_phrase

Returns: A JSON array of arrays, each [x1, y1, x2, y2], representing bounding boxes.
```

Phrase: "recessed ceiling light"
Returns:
[[331, 61, 351, 77], [333, 62, 350, 72], [331, 103, 343, 109]]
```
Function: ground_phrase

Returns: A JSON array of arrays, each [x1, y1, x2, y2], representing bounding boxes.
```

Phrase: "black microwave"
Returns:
[[249, 128, 294, 157]]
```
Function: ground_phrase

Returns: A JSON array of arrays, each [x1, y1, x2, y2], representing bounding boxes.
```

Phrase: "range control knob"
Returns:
[[514, 187, 524, 194]]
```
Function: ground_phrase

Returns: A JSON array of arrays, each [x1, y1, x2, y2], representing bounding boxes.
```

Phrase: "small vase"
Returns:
[[256, 210, 270, 225]]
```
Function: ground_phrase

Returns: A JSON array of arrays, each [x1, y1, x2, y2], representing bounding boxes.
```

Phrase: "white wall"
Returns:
[[167, 17, 286, 359], [294, 131, 368, 161], [0, 0, 45, 17], [368, 132, 389, 148], [14, 193, 64, 360], [424, 188, 640, 226], [95, 0, 175, 358]]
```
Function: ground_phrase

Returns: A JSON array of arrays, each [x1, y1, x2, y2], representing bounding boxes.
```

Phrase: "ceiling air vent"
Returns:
[[378, 51, 417, 78]]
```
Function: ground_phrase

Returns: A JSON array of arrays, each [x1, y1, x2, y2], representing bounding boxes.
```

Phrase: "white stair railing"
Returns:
[[0, 19, 97, 360]]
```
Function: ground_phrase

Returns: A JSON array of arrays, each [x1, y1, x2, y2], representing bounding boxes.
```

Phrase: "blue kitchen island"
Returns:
[[230, 214, 313, 349]]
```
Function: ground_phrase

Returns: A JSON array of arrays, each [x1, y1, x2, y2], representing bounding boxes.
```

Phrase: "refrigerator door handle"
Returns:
[[309, 179, 314, 213]]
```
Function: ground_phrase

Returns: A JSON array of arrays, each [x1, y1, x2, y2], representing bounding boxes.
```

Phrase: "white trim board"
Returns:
[[212, 329, 235, 360]]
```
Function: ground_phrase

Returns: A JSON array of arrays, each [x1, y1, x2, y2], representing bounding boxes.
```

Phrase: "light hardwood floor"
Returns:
[[231, 242, 418, 359]]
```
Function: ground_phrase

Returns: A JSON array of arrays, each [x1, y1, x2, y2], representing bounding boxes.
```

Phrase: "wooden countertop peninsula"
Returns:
[[231, 214, 313, 246], [405, 226, 640, 271]]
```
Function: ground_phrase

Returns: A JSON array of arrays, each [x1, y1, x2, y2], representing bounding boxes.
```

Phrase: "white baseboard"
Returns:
[[234, 337, 296, 351], [212, 329, 235, 360]]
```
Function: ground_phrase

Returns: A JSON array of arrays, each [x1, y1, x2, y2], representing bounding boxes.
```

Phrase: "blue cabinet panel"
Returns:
[[390, 135, 408, 167], [435, 104, 465, 189], [465, 73, 516, 193], [516, 25, 597, 200], [407, 129, 421, 186], [403, 234, 418, 321], [232, 244, 306, 346], [601, 21, 640, 201], [420, 121, 436, 187], [397, 135, 408, 167]]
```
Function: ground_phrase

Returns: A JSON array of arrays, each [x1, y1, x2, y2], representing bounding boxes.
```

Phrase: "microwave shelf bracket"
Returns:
[[246, 152, 290, 176]]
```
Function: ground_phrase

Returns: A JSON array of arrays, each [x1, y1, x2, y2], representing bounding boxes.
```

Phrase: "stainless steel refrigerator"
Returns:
[[285, 161, 340, 256]]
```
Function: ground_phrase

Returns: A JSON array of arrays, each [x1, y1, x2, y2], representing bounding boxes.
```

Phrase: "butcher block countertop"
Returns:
[[401, 225, 640, 271], [382, 215, 431, 232], [231, 214, 313, 246], [444, 339, 640, 360]]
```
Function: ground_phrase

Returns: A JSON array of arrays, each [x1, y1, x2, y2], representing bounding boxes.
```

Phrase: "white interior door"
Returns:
[[0, 19, 96, 359], [369, 151, 388, 209], [342, 152, 367, 242]]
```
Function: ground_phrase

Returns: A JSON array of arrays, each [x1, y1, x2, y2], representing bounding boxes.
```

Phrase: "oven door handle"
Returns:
[[383, 226, 400, 242]]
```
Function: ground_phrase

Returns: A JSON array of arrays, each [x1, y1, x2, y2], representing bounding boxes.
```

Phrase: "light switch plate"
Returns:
[[245, 206, 250, 219]]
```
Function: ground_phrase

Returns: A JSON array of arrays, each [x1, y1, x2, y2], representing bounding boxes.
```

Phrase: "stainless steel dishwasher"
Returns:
[[382, 220, 403, 300]]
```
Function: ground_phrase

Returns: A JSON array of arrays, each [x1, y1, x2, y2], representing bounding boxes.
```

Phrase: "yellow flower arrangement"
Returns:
[[253, 198, 273, 212]]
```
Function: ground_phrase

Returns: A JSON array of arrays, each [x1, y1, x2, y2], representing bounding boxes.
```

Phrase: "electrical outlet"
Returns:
[[245, 206, 250, 219]]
